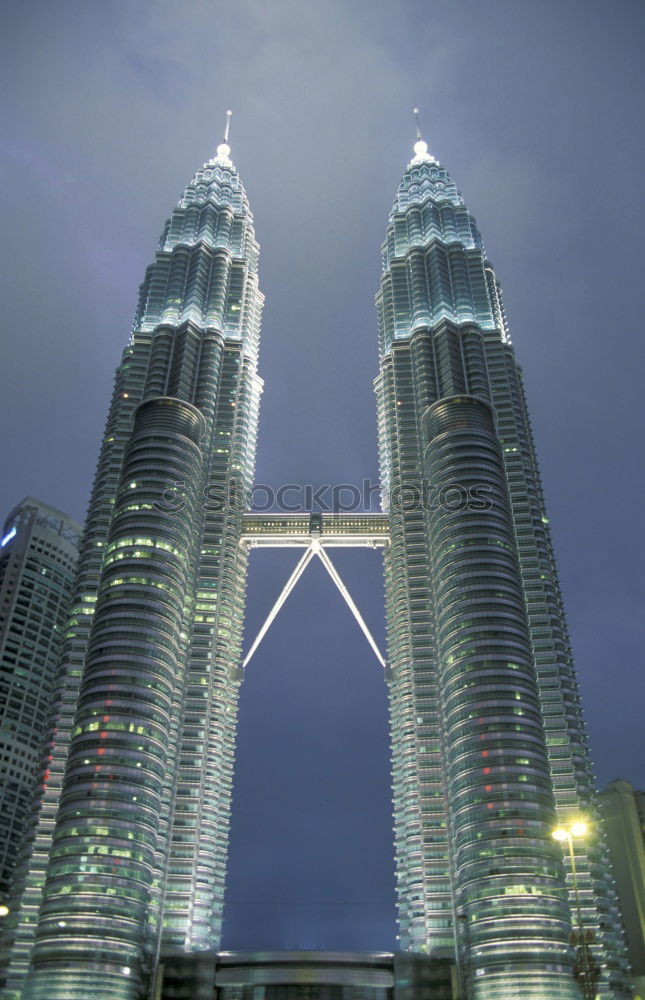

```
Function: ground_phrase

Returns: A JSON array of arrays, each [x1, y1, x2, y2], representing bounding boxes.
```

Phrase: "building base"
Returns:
[[156, 950, 458, 999]]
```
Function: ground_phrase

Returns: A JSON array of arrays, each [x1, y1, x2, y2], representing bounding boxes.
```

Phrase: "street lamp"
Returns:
[[552, 820, 599, 1000]]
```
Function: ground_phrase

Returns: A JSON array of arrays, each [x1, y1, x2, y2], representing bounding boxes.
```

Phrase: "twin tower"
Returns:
[[0, 124, 630, 999]]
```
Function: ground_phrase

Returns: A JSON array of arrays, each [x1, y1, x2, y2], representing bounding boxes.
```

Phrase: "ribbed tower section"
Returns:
[[376, 138, 630, 997], [2, 137, 263, 1000]]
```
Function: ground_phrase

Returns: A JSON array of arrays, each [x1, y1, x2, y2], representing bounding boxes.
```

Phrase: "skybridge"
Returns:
[[240, 512, 390, 670]]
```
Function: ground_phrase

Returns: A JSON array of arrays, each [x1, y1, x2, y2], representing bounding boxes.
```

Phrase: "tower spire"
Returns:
[[216, 110, 233, 163], [411, 106, 433, 162], [413, 106, 422, 140]]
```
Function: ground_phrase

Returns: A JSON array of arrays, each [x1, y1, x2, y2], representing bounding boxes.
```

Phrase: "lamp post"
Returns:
[[552, 821, 599, 1000]]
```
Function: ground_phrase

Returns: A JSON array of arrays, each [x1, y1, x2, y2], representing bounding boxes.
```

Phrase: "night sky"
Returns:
[[1, 0, 644, 953]]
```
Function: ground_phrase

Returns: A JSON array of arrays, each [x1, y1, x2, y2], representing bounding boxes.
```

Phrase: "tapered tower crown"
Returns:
[[133, 122, 263, 357], [377, 139, 497, 355]]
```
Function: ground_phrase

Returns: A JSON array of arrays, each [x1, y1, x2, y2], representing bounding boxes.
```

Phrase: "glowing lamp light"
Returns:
[[552, 820, 589, 841], [414, 139, 428, 157], [0, 904, 9, 917], [216, 142, 231, 160]]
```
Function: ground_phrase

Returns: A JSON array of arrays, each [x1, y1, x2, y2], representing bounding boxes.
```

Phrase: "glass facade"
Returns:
[[376, 141, 630, 996], [1, 140, 263, 1000]]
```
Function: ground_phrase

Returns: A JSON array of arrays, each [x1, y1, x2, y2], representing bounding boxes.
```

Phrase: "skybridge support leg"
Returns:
[[314, 542, 386, 669], [242, 544, 316, 668]]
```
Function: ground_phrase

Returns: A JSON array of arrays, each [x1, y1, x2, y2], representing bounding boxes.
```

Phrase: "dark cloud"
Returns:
[[1, 0, 643, 951]]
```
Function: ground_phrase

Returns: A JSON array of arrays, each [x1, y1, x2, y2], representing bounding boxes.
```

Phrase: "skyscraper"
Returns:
[[376, 127, 629, 998], [2, 121, 263, 1000], [0, 121, 631, 1000], [0, 499, 80, 900]]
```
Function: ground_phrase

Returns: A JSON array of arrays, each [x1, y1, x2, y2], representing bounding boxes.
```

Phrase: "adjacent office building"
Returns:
[[0, 127, 632, 1000], [0, 499, 80, 901], [600, 780, 645, 997]]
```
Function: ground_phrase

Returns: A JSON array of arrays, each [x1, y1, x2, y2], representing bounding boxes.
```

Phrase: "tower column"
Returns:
[[25, 398, 205, 1000], [423, 395, 577, 998]]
